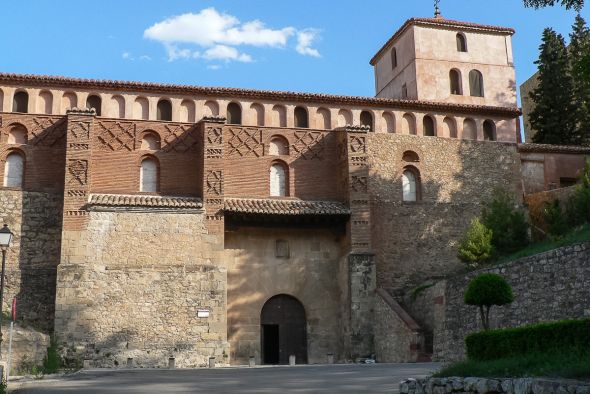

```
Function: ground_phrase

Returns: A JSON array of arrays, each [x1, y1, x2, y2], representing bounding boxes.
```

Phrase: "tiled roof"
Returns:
[[518, 143, 590, 154], [88, 194, 203, 209], [0, 72, 520, 117], [370, 17, 515, 65], [224, 198, 350, 216]]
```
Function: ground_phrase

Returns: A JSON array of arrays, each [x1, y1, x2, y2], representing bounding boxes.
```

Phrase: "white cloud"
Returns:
[[207, 65, 222, 70], [122, 52, 134, 60], [296, 29, 321, 58], [139, 55, 152, 61], [143, 7, 321, 64]]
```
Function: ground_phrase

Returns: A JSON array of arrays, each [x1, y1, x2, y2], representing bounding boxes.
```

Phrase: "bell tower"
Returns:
[[370, 11, 517, 108]]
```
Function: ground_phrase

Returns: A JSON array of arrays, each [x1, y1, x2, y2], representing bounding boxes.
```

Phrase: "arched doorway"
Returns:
[[260, 294, 308, 364]]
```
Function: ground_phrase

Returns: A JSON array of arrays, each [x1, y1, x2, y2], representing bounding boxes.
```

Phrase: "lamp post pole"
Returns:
[[0, 224, 14, 360]]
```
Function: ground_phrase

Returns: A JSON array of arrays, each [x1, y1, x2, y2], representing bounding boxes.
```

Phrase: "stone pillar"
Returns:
[[339, 125, 376, 360]]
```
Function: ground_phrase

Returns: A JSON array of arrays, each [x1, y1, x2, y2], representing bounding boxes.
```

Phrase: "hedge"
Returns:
[[466, 318, 590, 361]]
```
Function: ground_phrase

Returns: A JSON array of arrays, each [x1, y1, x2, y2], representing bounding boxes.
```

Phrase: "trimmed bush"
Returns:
[[458, 218, 493, 266], [482, 189, 529, 254], [464, 273, 514, 330], [466, 318, 590, 361]]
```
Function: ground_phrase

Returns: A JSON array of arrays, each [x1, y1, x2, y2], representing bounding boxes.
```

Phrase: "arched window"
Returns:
[[469, 70, 484, 97], [391, 47, 397, 69], [294, 106, 308, 128], [483, 120, 496, 141], [134, 97, 149, 120], [270, 162, 288, 197], [140, 157, 158, 193], [205, 101, 219, 117], [272, 105, 287, 127], [402, 113, 416, 135], [13, 91, 28, 113], [38, 91, 53, 114], [140, 132, 161, 150], [402, 151, 420, 163], [226, 102, 242, 125], [8, 125, 27, 144], [251, 103, 265, 126], [360, 111, 374, 132], [61, 92, 77, 114], [86, 95, 102, 116], [4, 152, 24, 188], [157, 99, 172, 121], [423, 115, 435, 137], [337, 109, 352, 127], [443, 117, 457, 138], [463, 118, 477, 140], [450, 69, 462, 95], [382, 112, 395, 133], [402, 84, 408, 99], [111, 95, 125, 118], [180, 100, 195, 123], [456, 33, 467, 52], [269, 136, 289, 156], [317, 108, 331, 130], [402, 167, 420, 202]]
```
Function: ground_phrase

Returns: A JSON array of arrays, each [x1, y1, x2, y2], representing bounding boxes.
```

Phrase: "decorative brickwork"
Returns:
[[227, 128, 264, 157], [96, 121, 136, 151], [291, 131, 324, 160]]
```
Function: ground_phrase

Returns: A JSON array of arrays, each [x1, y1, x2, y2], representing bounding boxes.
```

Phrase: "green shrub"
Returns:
[[482, 189, 529, 255], [466, 318, 590, 361], [458, 218, 493, 266], [569, 158, 590, 224], [464, 273, 514, 330], [43, 337, 60, 374], [544, 200, 570, 237]]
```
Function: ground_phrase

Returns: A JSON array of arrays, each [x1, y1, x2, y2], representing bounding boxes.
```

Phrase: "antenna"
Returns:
[[434, 0, 442, 18]]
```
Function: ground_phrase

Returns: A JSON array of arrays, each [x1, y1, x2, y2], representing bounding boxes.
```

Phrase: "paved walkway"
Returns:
[[11, 363, 439, 393]]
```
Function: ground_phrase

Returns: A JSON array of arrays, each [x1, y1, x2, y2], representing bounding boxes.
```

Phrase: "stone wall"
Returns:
[[0, 323, 50, 376], [431, 242, 590, 362], [0, 190, 63, 332], [368, 134, 521, 295], [55, 210, 227, 368]]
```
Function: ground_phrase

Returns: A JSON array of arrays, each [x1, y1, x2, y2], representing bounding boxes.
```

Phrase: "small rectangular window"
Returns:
[[275, 240, 290, 258]]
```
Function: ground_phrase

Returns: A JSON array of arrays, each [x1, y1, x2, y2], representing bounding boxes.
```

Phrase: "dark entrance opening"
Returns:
[[260, 294, 308, 365]]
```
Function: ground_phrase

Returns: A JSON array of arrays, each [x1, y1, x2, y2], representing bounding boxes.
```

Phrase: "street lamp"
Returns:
[[0, 224, 13, 359]]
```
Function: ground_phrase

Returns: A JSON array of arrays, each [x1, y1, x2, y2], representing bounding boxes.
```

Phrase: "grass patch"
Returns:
[[434, 351, 590, 380], [493, 224, 590, 265]]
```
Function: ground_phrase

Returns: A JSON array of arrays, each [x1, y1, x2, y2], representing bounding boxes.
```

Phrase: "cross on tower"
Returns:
[[434, 0, 442, 18]]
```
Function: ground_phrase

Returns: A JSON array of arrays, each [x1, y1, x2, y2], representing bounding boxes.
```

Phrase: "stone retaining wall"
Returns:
[[400, 377, 590, 394]]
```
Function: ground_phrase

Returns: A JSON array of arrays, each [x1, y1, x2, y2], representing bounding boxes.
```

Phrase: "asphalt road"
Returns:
[[11, 363, 439, 393]]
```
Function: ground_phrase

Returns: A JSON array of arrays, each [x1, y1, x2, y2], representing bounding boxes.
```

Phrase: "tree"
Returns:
[[524, 0, 584, 10], [481, 189, 529, 255], [464, 273, 514, 330], [569, 158, 590, 223], [570, 14, 590, 145], [530, 29, 579, 145], [458, 218, 493, 266]]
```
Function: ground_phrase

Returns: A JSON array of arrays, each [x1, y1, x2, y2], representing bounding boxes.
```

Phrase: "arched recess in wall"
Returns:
[[463, 118, 477, 140], [316, 108, 331, 130], [391, 47, 397, 69], [139, 156, 159, 193], [180, 100, 195, 123], [382, 112, 395, 133], [7, 124, 27, 145], [111, 95, 125, 118], [450, 69, 462, 95], [483, 120, 496, 141], [227, 102, 242, 125], [157, 99, 172, 121], [134, 97, 149, 120], [13, 91, 29, 113], [86, 95, 102, 116], [269, 135, 289, 156], [272, 105, 287, 127], [38, 90, 53, 114], [402, 165, 421, 202], [443, 117, 457, 138], [337, 109, 352, 127], [204, 100, 219, 117], [250, 103, 265, 126], [456, 33, 468, 52], [402, 113, 416, 135], [423, 115, 436, 137], [294, 106, 309, 128], [469, 70, 484, 97], [61, 92, 77, 114], [140, 131, 161, 151], [270, 161, 289, 197], [4, 151, 25, 188], [0, 89, 4, 112], [360, 110, 374, 132]]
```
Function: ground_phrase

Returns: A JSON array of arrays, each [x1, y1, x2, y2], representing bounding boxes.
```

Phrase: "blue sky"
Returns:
[[0, 0, 587, 100]]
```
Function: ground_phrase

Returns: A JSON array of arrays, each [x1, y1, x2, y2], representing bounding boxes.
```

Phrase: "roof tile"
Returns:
[[88, 194, 203, 209], [224, 198, 350, 216]]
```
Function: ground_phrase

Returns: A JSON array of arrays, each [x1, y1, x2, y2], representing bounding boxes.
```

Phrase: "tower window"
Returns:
[[456, 33, 468, 52], [157, 99, 172, 121], [469, 70, 484, 97], [450, 69, 462, 95], [483, 120, 496, 141], [360, 111, 374, 132], [423, 115, 435, 137], [294, 106, 308, 128], [402, 84, 408, 99], [227, 102, 242, 125], [391, 48, 397, 69], [12, 91, 29, 113], [86, 95, 102, 116]]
